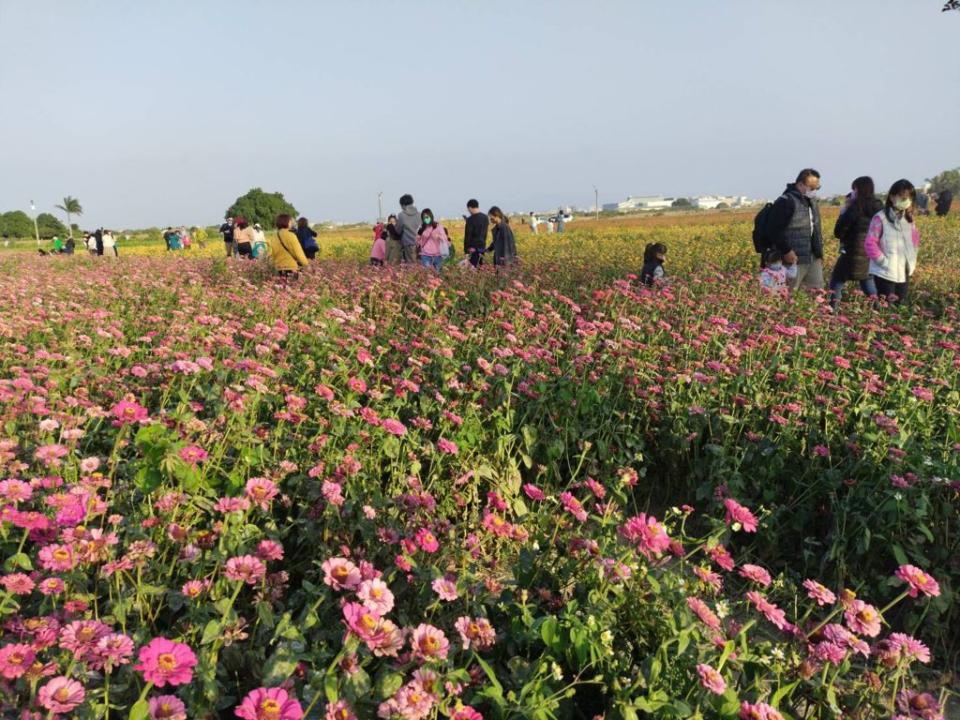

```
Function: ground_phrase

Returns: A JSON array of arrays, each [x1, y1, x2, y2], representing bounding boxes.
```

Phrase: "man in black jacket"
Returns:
[[463, 199, 489, 267], [935, 190, 953, 217], [765, 168, 824, 291]]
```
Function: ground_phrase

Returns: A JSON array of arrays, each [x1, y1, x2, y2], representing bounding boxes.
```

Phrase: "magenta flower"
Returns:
[[135, 637, 198, 687], [620, 513, 671, 558], [686, 596, 722, 631], [178, 445, 208, 464], [894, 565, 940, 598], [96, 632, 135, 670], [415, 528, 440, 553], [455, 616, 496, 651], [739, 701, 784, 720], [696, 663, 726, 695], [256, 539, 285, 562], [244, 477, 278, 509], [381, 418, 407, 436], [802, 579, 836, 606], [38, 676, 86, 714], [738, 564, 772, 587], [451, 708, 484, 720], [234, 686, 303, 720], [342, 602, 383, 642], [522, 483, 546, 501], [432, 576, 459, 602], [410, 623, 450, 662], [723, 498, 758, 532], [0, 572, 34, 595], [225, 555, 267, 585], [325, 700, 358, 720], [358, 578, 395, 614], [322, 557, 361, 591], [0, 642, 35, 679], [111, 399, 150, 425], [844, 599, 882, 637], [149, 695, 188, 720], [437, 438, 458, 454]]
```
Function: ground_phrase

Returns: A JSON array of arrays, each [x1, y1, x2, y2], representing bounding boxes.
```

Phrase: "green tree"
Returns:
[[55, 196, 83, 238], [0, 210, 34, 238], [225, 188, 298, 229], [36, 213, 68, 238], [671, 198, 692, 208], [928, 168, 960, 196]]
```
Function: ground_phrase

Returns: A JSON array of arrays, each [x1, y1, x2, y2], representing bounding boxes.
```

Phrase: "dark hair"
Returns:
[[297, 217, 309, 229], [236, 219, 248, 230], [796, 168, 821, 185], [466, 199, 479, 209], [765, 247, 783, 264], [399, 194, 414, 207], [420, 208, 438, 230], [885, 179, 917, 223], [388, 214, 397, 222], [275, 214, 293, 230], [851, 176, 876, 217], [488, 206, 509, 224], [643, 242, 667, 263]]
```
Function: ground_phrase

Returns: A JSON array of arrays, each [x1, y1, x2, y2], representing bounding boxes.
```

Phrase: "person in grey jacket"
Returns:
[[394, 194, 420, 264], [764, 168, 825, 291]]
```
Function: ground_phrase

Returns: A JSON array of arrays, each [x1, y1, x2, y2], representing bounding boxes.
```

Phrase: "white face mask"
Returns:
[[786, 264, 798, 280], [803, 188, 818, 200]]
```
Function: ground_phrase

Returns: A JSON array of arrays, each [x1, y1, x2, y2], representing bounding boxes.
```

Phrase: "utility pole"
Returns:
[[30, 200, 40, 248], [377, 192, 383, 222], [593, 186, 599, 221]]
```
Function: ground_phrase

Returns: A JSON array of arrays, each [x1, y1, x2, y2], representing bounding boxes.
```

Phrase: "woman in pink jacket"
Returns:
[[416, 208, 449, 271], [864, 179, 920, 304]]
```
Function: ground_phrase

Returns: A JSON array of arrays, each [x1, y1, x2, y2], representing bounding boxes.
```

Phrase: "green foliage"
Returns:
[[225, 187, 298, 228], [55, 195, 83, 216], [928, 167, 960, 195], [671, 198, 691, 207], [36, 212, 67, 238], [0, 210, 33, 238]]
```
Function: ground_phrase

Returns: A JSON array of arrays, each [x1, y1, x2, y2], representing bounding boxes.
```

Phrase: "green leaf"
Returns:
[[473, 652, 503, 694], [128, 699, 150, 720], [377, 671, 404, 699], [262, 645, 300, 686], [200, 620, 222, 645], [771, 680, 799, 708], [892, 543, 909, 567], [4, 552, 32, 572]]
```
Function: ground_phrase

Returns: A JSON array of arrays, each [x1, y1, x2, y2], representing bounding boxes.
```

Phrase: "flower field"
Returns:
[[1, 214, 958, 719]]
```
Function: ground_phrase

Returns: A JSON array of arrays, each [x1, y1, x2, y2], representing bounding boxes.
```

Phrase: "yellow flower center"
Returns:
[[10, 652, 23, 664], [361, 614, 377, 630], [54, 548, 70, 561], [157, 652, 177, 671], [260, 699, 281, 720], [54, 687, 71, 702]]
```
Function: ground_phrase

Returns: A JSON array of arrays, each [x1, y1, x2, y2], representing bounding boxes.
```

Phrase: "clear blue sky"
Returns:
[[1, 0, 957, 228]]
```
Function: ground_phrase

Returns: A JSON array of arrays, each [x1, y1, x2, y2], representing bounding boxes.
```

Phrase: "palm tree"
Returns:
[[55, 196, 83, 238]]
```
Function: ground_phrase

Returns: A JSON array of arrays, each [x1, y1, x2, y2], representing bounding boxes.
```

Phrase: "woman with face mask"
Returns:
[[829, 176, 883, 307], [864, 179, 921, 304], [416, 208, 449, 271]]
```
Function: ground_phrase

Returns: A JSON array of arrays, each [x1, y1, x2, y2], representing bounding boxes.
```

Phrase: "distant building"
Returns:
[[604, 195, 675, 212]]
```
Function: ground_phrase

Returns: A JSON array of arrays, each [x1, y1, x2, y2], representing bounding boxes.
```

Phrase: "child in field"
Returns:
[[370, 224, 387, 266], [641, 243, 667, 285], [759, 249, 791, 295]]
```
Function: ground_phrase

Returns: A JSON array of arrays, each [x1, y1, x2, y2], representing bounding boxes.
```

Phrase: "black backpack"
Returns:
[[752, 202, 775, 254]]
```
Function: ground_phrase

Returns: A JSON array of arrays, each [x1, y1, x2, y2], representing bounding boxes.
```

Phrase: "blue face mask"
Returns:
[[423, 216, 432, 225]]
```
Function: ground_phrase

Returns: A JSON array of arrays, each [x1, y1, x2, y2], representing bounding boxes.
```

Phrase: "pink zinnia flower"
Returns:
[[35, 443, 70, 467], [0, 478, 32, 502], [245, 477, 278, 509], [432, 576, 459, 602], [0, 642, 36, 679], [381, 418, 407, 436], [182, 579, 210, 600], [455, 616, 496, 651], [225, 555, 266, 585], [707, 543, 736, 571], [322, 557, 361, 591], [96, 632, 135, 670], [696, 663, 726, 694], [0, 572, 34, 595], [38, 676, 86, 714], [844, 600, 882, 637], [80, 456, 101, 474], [358, 578, 395, 615], [739, 701, 784, 720], [111, 400, 150, 425], [620, 513, 670, 558], [559, 491, 588, 522], [410, 623, 450, 661], [887, 633, 932, 664], [342, 602, 383, 642], [234, 686, 304, 720], [415, 528, 440, 553], [522, 483, 546, 501], [802, 579, 836, 606], [894, 565, 940, 598], [723, 498, 758, 532], [135, 637, 198, 687], [437, 438, 458, 454], [738, 564, 772, 587], [149, 695, 188, 720], [451, 707, 484, 720], [325, 700, 357, 720], [60, 619, 110, 657], [693, 566, 723, 593], [746, 591, 789, 631], [214, 496, 251, 514], [257, 539, 284, 562], [178, 445, 208, 464]]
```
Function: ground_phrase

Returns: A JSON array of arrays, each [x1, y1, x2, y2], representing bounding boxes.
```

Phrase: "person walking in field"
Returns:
[[94, 228, 104, 256], [251, 223, 267, 259], [234, 218, 255, 258], [934, 189, 953, 217], [394, 195, 421, 264], [529, 212, 539, 234], [486, 206, 517, 266], [383, 214, 402, 265], [193, 226, 208, 249], [296, 217, 319, 260], [864, 179, 921, 304], [828, 176, 882, 307], [270, 214, 309, 276], [763, 169, 825, 291], [416, 209, 449, 271], [464, 199, 489, 267], [219, 218, 235, 258], [102, 229, 117, 257], [370, 224, 387, 266]]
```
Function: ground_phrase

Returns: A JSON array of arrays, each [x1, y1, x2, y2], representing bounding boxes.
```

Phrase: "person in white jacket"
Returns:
[[864, 179, 920, 304], [102, 230, 118, 257]]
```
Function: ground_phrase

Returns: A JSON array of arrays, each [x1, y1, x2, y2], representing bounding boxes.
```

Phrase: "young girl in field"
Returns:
[[641, 243, 667, 285], [759, 248, 789, 296], [486, 207, 518, 266], [864, 179, 920, 304], [370, 224, 387, 266], [416, 209, 450, 271]]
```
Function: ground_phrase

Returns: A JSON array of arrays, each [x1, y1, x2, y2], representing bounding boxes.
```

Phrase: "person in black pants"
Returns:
[[463, 199, 489, 267]]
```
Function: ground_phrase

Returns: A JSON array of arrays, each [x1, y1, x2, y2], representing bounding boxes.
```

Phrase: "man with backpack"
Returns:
[[753, 169, 824, 291]]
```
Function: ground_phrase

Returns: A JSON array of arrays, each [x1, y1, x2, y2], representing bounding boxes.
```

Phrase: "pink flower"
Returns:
[[844, 599, 882, 637], [39, 543, 77, 571], [322, 480, 344, 507], [415, 528, 440, 553], [693, 566, 723, 593], [0, 572, 35, 595], [0, 642, 35, 679], [59, 619, 110, 658], [707, 544, 735, 571], [696, 663, 726, 695], [559, 491, 588, 522], [437, 438, 458, 455], [896, 690, 942, 720], [35, 443, 69, 467], [522, 484, 546, 501], [322, 557, 361, 591], [135, 637, 198, 687], [452, 708, 484, 720], [225, 555, 266, 585], [235, 687, 304, 720], [887, 633, 932, 664], [358, 578, 395, 615], [112, 400, 150, 425], [895, 565, 940, 598], [325, 700, 358, 720], [0, 478, 32, 502], [620, 513, 670, 558], [802, 579, 836, 606], [738, 564, 772, 587], [739, 701, 784, 720], [723, 498, 758, 532], [149, 695, 188, 720], [214, 496, 251, 514], [182, 579, 210, 600], [178, 445, 208, 464], [410, 623, 450, 662], [455, 616, 496, 651], [95, 632, 135, 670], [686, 596, 722, 631], [38, 676, 86, 714], [382, 418, 407, 436], [257, 539, 285, 562], [746, 591, 790, 631], [80, 456, 101, 473], [432, 577, 459, 602], [245, 477, 278, 509]]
